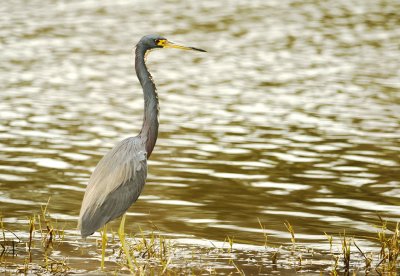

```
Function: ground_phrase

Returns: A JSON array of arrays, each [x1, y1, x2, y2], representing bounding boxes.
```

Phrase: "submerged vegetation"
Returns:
[[1, 202, 400, 275]]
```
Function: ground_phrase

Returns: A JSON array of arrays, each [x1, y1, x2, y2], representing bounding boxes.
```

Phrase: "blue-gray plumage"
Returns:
[[78, 34, 206, 238]]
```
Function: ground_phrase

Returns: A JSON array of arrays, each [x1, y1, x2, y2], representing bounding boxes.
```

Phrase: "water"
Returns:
[[1, 0, 400, 273]]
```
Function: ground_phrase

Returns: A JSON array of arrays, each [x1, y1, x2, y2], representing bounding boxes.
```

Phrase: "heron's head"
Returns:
[[138, 34, 206, 52]]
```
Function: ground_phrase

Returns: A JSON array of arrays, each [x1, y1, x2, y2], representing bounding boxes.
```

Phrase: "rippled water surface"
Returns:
[[1, 0, 400, 273]]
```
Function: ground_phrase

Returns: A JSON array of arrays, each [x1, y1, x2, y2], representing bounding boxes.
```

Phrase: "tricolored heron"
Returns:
[[78, 35, 206, 238]]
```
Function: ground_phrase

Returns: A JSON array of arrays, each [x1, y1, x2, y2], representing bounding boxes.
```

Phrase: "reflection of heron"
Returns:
[[78, 34, 205, 238]]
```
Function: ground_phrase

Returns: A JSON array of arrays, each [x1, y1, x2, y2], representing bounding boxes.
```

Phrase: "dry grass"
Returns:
[[1, 198, 69, 274]]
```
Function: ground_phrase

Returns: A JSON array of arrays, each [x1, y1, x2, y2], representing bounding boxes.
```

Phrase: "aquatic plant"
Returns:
[[1, 204, 400, 274]]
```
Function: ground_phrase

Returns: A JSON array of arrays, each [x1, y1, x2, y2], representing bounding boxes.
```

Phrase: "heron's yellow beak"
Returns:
[[158, 39, 206, 52]]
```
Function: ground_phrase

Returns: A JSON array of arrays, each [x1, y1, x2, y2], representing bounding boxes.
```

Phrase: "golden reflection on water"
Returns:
[[0, 0, 400, 272]]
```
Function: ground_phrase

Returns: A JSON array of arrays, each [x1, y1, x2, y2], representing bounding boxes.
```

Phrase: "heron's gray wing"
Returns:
[[78, 136, 147, 238]]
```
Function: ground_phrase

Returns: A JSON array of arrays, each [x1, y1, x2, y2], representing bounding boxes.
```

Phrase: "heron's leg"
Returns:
[[118, 214, 135, 271], [101, 224, 107, 270]]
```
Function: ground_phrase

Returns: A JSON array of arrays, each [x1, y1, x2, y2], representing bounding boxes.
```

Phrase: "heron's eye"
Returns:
[[155, 39, 166, 47]]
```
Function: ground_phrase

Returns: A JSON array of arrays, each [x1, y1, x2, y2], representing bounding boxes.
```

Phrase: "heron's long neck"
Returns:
[[135, 45, 159, 158]]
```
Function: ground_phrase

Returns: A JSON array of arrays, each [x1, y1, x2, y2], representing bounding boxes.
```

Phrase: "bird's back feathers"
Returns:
[[78, 136, 147, 238]]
